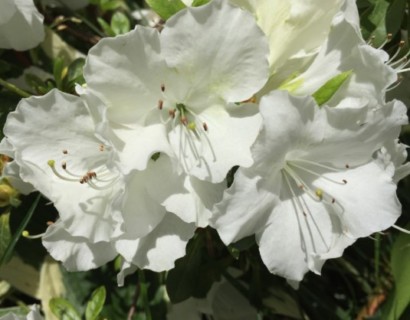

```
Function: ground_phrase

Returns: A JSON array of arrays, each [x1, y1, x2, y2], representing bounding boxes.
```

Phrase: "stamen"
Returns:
[[288, 161, 347, 185], [62, 149, 68, 154], [169, 109, 176, 118], [99, 144, 105, 152], [203, 122, 208, 132], [187, 122, 196, 130], [48, 160, 78, 182], [282, 171, 307, 216], [291, 158, 341, 172], [377, 33, 392, 49], [387, 40, 405, 64], [315, 188, 323, 200], [392, 224, 410, 234], [22, 230, 44, 239], [158, 100, 163, 110], [161, 84, 165, 92]]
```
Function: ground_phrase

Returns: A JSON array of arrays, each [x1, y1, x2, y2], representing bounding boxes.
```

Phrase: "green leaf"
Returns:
[[192, 0, 210, 6], [0, 194, 41, 266], [97, 18, 115, 37], [312, 70, 353, 106], [111, 12, 130, 36], [0, 213, 11, 260], [386, 0, 407, 37], [49, 298, 82, 320], [382, 230, 410, 320], [67, 58, 86, 85], [145, 0, 187, 20], [85, 286, 106, 320], [362, 0, 390, 45], [166, 235, 203, 303], [53, 57, 67, 90]]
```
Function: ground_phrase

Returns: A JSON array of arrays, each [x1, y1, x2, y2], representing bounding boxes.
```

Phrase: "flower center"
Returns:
[[281, 158, 348, 216], [47, 145, 119, 190]]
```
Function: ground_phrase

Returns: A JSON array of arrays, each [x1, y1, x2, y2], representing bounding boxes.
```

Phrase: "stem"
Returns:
[[127, 282, 140, 320], [0, 78, 31, 98], [374, 233, 381, 290], [0, 193, 41, 266], [138, 269, 152, 320]]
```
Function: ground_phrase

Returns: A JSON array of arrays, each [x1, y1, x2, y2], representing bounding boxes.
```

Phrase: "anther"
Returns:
[[62, 149, 68, 154], [99, 144, 105, 152], [61, 161, 67, 170], [331, 198, 336, 204], [345, 164, 350, 169], [181, 116, 188, 126], [48, 160, 56, 168], [315, 188, 323, 200], [203, 122, 208, 131], [169, 109, 176, 118], [161, 84, 165, 92], [187, 122, 196, 130], [342, 179, 347, 184], [158, 100, 163, 110]]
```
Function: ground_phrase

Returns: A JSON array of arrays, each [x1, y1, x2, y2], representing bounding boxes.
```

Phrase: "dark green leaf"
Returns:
[[111, 12, 130, 36], [166, 235, 203, 303], [145, 0, 186, 20], [386, 0, 407, 37], [85, 286, 106, 320], [312, 70, 353, 106], [49, 298, 82, 320]]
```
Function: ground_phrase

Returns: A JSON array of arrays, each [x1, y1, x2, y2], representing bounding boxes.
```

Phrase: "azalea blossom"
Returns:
[[212, 90, 407, 281], [82, 0, 269, 183], [0, 89, 208, 272], [229, 0, 344, 88], [0, 0, 45, 51]]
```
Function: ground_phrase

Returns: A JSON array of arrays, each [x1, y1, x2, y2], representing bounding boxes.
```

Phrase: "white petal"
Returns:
[[257, 185, 340, 281], [231, 0, 343, 81], [0, 0, 17, 24], [42, 221, 117, 272], [0, 0, 45, 51], [164, 175, 225, 227], [115, 213, 195, 272], [3, 90, 121, 242], [84, 26, 166, 126], [117, 260, 138, 287], [314, 161, 401, 238], [169, 104, 262, 182], [161, 0, 269, 106], [293, 17, 395, 104], [212, 169, 277, 245]]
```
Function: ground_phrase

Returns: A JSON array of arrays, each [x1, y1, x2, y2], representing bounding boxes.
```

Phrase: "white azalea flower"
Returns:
[[1, 89, 206, 272], [229, 0, 343, 86], [212, 91, 407, 281], [82, 0, 269, 183], [0, 0, 45, 51]]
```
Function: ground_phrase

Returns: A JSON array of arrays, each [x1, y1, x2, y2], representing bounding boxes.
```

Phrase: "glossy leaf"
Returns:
[[85, 286, 106, 320]]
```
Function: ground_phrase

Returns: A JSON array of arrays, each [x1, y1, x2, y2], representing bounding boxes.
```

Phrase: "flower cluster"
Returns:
[[1, 0, 408, 287]]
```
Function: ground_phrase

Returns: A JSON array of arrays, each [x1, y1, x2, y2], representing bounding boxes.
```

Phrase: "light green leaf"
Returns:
[[145, 0, 187, 20], [111, 12, 130, 36], [49, 298, 82, 320], [85, 286, 106, 320], [367, 0, 390, 46], [192, 0, 210, 6], [0, 213, 11, 260], [0, 306, 28, 316], [312, 70, 353, 106], [97, 18, 115, 37], [382, 230, 410, 320]]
